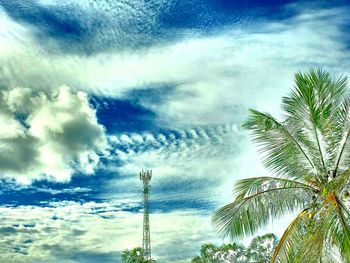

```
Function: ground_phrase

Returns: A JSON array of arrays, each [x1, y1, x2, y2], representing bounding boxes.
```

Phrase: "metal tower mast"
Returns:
[[140, 170, 152, 260]]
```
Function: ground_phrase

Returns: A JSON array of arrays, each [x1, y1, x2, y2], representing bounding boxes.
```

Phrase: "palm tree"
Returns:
[[191, 243, 220, 263], [121, 247, 156, 263], [216, 242, 247, 263], [191, 233, 277, 262], [213, 69, 350, 262], [246, 233, 278, 262]]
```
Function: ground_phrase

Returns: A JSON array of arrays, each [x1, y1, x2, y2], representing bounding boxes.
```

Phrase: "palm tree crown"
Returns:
[[213, 69, 350, 262], [191, 233, 277, 263], [121, 247, 156, 263]]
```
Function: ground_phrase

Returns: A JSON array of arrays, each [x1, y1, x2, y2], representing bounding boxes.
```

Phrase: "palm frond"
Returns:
[[325, 193, 350, 262], [243, 110, 315, 179], [274, 190, 350, 263], [212, 179, 312, 239], [321, 243, 345, 263], [327, 169, 350, 193], [271, 209, 310, 263], [328, 96, 350, 176], [281, 69, 348, 175], [234, 176, 318, 196]]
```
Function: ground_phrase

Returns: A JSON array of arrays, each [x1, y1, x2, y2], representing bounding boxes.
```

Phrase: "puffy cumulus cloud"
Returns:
[[0, 202, 220, 263], [0, 86, 106, 183]]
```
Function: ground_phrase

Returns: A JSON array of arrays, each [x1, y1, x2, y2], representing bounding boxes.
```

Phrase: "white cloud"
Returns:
[[0, 86, 107, 183], [1, 6, 349, 128], [0, 200, 297, 262], [0, 202, 219, 263], [102, 124, 250, 206]]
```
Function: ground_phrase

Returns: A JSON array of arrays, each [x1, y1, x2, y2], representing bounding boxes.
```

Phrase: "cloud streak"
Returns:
[[1, 5, 349, 128]]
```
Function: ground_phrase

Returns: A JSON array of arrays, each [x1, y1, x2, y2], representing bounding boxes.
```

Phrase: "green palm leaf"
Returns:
[[328, 97, 350, 176], [242, 110, 316, 180], [213, 177, 313, 238], [282, 69, 348, 174]]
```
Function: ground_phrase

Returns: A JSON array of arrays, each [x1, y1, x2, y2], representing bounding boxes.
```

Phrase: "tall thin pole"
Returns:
[[140, 170, 152, 260]]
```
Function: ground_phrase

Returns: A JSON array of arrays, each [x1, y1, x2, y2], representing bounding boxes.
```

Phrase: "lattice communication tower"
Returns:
[[140, 170, 152, 260]]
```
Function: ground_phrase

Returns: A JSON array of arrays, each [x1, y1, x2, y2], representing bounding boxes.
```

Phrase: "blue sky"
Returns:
[[0, 0, 350, 262]]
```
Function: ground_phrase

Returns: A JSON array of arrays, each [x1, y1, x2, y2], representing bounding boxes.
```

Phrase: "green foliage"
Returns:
[[213, 69, 350, 262], [191, 233, 278, 262], [121, 247, 156, 263], [247, 233, 278, 262]]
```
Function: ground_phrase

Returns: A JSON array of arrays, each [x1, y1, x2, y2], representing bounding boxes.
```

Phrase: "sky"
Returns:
[[0, 0, 350, 262]]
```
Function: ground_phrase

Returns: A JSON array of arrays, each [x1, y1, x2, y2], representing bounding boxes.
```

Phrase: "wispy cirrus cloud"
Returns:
[[1, 5, 349, 128]]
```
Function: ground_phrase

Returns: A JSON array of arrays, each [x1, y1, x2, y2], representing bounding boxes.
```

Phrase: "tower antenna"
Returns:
[[140, 170, 152, 260]]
